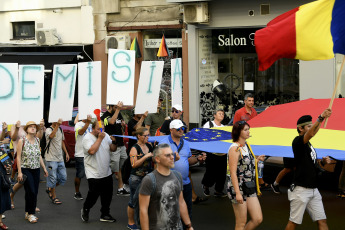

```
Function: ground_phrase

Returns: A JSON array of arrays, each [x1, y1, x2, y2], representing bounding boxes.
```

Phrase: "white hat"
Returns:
[[170, 119, 186, 129], [172, 104, 183, 112]]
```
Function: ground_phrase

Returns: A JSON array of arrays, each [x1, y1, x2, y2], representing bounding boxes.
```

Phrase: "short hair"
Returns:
[[91, 120, 98, 129], [213, 109, 224, 116], [296, 115, 312, 133], [134, 127, 148, 138], [232, 121, 250, 142], [244, 93, 254, 100], [153, 143, 171, 158]]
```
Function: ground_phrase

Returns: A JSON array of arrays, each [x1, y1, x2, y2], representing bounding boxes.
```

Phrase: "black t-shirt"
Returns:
[[292, 135, 319, 188], [127, 118, 145, 152], [101, 111, 124, 146], [159, 118, 187, 135]]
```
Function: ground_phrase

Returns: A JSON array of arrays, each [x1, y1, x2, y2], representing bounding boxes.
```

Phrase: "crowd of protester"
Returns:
[[0, 93, 344, 230]]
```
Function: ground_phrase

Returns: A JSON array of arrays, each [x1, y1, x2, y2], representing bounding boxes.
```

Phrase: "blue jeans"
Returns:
[[75, 157, 85, 179], [46, 161, 67, 188], [128, 174, 143, 208]]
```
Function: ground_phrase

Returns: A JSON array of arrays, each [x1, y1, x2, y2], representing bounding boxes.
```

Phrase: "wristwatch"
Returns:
[[186, 223, 192, 229]]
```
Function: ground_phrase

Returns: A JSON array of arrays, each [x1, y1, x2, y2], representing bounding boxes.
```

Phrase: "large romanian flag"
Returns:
[[255, 0, 345, 71]]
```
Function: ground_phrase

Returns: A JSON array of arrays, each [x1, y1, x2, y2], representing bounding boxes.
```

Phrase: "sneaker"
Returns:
[[100, 214, 116, 222], [117, 188, 130, 196], [74, 192, 84, 200], [202, 185, 210, 197], [214, 191, 227, 198], [271, 184, 281, 194], [127, 223, 139, 230], [81, 208, 89, 222], [1, 214, 5, 219]]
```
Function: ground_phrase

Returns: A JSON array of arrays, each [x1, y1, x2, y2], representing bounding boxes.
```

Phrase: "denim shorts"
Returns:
[[75, 157, 85, 179], [128, 174, 143, 208], [46, 161, 67, 188]]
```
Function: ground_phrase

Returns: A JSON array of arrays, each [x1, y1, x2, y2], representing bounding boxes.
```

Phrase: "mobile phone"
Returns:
[[19, 174, 27, 185]]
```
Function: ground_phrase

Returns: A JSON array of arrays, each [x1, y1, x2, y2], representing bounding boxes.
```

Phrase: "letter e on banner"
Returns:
[[18, 65, 44, 124], [171, 58, 182, 106], [106, 49, 135, 105], [0, 63, 19, 124], [78, 61, 101, 120], [49, 64, 77, 122], [135, 61, 164, 114]]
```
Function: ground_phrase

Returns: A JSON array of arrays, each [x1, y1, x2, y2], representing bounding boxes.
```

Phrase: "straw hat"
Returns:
[[24, 121, 40, 133]]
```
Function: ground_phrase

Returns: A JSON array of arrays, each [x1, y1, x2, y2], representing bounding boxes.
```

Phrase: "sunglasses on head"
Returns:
[[237, 120, 247, 125], [175, 127, 185, 132], [172, 110, 180, 113]]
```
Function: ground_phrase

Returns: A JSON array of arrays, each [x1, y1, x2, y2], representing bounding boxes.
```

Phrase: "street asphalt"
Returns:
[[3, 162, 344, 230]]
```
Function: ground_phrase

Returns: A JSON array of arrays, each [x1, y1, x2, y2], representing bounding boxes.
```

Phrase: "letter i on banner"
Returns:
[[171, 58, 183, 106], [18, 65, 44, 124], [106, 49, 135, 106], [135, 61, 164, 114], [48, 64, 77, 123], [0, 63, 19, 124], [78, 61, 101, 120]]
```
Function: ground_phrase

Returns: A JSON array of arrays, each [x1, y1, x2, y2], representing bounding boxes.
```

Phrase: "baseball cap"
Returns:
[[170, 119, 186, 129], [172, 104, 183, 112]]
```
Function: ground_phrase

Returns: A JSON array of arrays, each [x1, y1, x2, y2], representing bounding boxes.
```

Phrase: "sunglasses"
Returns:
[[141, 134, 150, 138], [175, 127, 185, 132], [172, 110, 180, 113], [163, 153, 174, 158], [236, 120, 247, 125]]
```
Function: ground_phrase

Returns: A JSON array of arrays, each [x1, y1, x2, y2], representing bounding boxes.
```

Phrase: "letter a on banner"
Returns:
[[107, 49, 135, 105], [49, 64, 77, 122], [171, 58, 182, 106], [0, 63, 19, 124], [78, 61, 101, 120], [18, 65, 44, 124], [135, 61, 164, 114]]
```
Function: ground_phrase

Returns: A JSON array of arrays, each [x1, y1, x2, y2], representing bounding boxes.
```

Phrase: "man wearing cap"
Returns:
[[160, 104, 187, 136], [101, 101, 129, 196], [145, 98, 166, 136], [73, 114, 93, 200], [233, 93, 257, 124], [285, 108, 332, 230], [159, 120, 206, 221], [201, 109, 227, 197]]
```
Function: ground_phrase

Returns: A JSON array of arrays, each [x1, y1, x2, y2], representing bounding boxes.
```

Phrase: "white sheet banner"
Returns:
[[18, 65, 44, 124], [171, 58, 183, 107], [135, 61, 164, 114], [49, 64, 77, 123], [106, 49, 135, 106], [0, 63, 19, 124], [78, 61, 102, 120]]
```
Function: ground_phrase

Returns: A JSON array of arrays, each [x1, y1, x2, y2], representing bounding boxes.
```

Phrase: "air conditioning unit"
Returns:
[[36, 28, 60, 46], [183, 2, 209, 23], [105, 35, 131, 53]]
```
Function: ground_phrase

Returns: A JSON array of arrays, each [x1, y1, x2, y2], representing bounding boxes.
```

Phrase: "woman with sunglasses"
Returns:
[[127, 127, 154, 230], [227, 121, 265, 230]]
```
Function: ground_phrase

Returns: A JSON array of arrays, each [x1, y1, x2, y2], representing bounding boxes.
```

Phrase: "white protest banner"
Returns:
[[135, 61, 164, 114], [48, 64, 77, 123], [0, 63, 19, 124], [106, 49, 135, 106], [171, 58, 183, 106], [78, 61, 101, 120], [18, 65, 44, 124]]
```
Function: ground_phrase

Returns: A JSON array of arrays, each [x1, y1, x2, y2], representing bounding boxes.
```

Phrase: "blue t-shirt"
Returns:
[[159, 135, 192, 185]]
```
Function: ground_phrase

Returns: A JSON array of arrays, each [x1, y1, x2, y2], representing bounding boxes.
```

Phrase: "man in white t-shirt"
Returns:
[[201, 109, 227, 197], [81, 121, 117, 223], [73, 114, 92, 200]]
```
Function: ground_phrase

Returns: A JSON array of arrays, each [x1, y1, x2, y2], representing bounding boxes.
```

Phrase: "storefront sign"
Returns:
[[212, 28, 263, 53], [144, 38, 182, 48]]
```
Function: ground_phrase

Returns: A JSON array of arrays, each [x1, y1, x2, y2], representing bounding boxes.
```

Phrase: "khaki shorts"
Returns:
[[110, 146, 128, 172], [288, 186, 326, 224]]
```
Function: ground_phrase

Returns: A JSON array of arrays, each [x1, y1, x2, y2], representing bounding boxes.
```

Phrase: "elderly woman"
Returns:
[[16, 121, 48, 223], [127, 127, 154, 230], [227, 121, 265, 230]]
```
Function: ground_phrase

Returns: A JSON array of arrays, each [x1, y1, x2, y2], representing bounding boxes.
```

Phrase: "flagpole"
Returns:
[[324, 56, 345, 128]]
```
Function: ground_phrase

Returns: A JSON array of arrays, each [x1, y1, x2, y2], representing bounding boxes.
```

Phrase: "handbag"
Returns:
[[242, 181, 256, 195], [0, 171, 11, 191]]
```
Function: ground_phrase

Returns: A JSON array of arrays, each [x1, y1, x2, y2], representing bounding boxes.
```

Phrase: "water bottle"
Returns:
[[258, 161, 264, 178]]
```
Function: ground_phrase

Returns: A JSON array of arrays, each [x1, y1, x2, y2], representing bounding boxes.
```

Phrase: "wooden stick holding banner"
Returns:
[[324, 57, 345, 128]]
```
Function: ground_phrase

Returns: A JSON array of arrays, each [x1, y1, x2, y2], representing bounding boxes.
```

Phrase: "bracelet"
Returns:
[[318, 115, 324, 122], [186, 223, 192, 229]]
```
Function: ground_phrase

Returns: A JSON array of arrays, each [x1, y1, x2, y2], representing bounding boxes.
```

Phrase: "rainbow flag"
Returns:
[[130, 37, 142, 58], [157, 35, 170, 57], [255, 0, 345, 71]]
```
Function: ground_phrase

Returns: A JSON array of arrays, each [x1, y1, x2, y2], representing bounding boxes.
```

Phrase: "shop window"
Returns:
[[12, 21, 35, 40]]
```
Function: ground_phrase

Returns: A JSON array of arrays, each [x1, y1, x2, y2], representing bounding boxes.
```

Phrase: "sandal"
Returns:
[[35, 207, 40, 212], [27, 214, 38, 223], [46, 188, 53, 200], [0, 222, 8, 230], [52, 198, 62, 205], [10, 204, 14, 210], [192, 196, 207, 204]]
